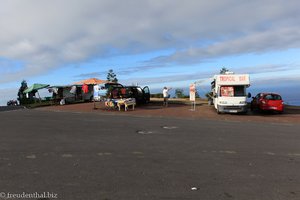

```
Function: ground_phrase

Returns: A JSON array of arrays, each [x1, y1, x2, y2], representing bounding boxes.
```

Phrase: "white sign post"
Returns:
[[189, 83, 196, 111]]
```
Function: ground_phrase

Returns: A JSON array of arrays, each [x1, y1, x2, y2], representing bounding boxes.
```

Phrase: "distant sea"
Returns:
[[151, 85, 300, 106], [284, 99, 300, 106]]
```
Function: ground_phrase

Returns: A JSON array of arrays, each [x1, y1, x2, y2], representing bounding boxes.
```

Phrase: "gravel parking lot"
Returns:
[[36, 100, 300, 124], [1, 108, 300, 200]]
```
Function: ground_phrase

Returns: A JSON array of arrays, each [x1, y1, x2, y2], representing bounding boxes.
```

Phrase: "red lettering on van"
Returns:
[[239, 76, 246, 81], [220, 76, 235, 82]]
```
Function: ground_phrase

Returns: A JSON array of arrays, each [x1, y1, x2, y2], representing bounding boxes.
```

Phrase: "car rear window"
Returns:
[[264, 94, 282, 100]]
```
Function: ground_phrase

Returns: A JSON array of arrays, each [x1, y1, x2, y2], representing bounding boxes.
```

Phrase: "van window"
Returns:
[[233, 86, 245, 97], [220, 86, 245, 97], [220, 86, 234, 97]]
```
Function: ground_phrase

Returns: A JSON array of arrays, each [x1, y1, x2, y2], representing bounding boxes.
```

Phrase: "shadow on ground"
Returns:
[[0, 106, 25, 112], [249, 105, 300, 116]]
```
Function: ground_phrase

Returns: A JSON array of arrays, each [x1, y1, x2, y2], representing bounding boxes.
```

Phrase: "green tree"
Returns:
[[195, 90, 200, 98], [150, 93, 163, 98], [17, 80, 28, 105], [220, 67, 229, 74], [175, 88, 184, 98], [205, 92, 213, 99], [106, 69, 118, 83]]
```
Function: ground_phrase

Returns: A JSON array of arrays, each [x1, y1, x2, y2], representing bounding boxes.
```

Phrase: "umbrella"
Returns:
[[73, 78, 109, 109], [73, 78, 108, 85]]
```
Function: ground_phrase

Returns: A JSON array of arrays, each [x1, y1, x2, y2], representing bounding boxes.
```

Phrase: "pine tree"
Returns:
[[220, 67, 229, 74], [17, 80, 28, 105], [106, 69, 118, 83]]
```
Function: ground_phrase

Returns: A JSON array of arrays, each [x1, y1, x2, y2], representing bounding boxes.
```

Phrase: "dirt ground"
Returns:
[[35, 99, 300, 124]]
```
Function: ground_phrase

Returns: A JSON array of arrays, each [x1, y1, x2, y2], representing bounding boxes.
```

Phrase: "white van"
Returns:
[[211, 72, 251, 114]]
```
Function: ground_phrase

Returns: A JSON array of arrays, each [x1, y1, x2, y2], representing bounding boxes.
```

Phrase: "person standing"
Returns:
[[163, 87, 171, 107]]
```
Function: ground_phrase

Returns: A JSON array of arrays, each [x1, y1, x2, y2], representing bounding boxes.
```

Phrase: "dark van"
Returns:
[[105, 83, 150, 104]]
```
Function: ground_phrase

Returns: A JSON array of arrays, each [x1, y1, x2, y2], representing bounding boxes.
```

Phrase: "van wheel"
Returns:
[[217, 107, 221, 114]]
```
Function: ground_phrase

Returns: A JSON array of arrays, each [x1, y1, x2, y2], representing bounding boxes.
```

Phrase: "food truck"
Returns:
[[211, 72, 251, 114]]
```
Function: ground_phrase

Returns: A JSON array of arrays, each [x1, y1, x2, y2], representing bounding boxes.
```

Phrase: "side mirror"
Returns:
[[247, 93, 251, 98]]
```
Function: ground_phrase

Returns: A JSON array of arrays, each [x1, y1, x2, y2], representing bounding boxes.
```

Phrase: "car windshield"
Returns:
[[264, 94, 282, 100]]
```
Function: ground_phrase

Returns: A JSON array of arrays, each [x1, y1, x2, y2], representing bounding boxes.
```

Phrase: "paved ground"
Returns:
[[37, 101, 300, 124], [0, 106, 24, 112], [0, 109, 300, 200]]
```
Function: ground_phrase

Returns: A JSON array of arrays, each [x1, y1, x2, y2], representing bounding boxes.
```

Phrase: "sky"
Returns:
[[1, 0, 300, 105]]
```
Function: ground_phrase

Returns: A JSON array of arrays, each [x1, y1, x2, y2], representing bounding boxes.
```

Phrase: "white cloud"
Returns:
[[121, 63, 300, 86], [1, 0, 300, 83], [151, 27, 300, 64]]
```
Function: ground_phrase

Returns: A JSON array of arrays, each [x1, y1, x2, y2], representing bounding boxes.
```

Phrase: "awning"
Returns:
[[23, 83, 50, 94]]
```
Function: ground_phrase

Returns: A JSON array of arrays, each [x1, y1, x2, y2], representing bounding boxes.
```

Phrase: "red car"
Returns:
[[251, 93, 284, 113]]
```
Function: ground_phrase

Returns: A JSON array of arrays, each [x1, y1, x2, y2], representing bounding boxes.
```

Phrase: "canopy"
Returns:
[[23, 83, 50, 93], [73, 78, 110, 109], [73, 78, 108, 85]]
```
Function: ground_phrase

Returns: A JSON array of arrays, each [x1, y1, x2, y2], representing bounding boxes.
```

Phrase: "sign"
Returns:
[[189, 84, 196, 101], [217, 74, 250, 85]]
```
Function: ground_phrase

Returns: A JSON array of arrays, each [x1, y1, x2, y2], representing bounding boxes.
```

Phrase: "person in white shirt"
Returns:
[[163, 87, 171, 107]]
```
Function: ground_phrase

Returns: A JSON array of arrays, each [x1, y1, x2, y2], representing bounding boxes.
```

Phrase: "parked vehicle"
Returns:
[[108, 85, 150, 104], [48, 85, 94, 104], [211, 72, 251, 114], [125, 86, 150, 104], [250, 93, 284, 113], [7, 100, 18, 106]]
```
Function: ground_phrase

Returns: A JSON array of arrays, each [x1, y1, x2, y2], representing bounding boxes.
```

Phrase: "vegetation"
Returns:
[[205, 92, 213, 99], [106, 69, 119, 97], [17, 80, 28, 105], [175, 88, 184, 98], [150, 93, 163, 98], [195, 90, 200, 98], [106, 69, 118, 83], [220, 67, 229, 74]]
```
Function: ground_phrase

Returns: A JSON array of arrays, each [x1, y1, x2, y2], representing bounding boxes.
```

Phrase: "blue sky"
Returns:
[[1, 0, 300, 105]]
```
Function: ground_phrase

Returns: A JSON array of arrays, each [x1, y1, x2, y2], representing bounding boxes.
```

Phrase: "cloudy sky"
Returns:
[[1, 0, 300, 105]]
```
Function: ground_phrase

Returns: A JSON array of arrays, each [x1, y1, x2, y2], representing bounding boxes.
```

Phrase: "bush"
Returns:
[[150, 93, 163, 98]]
